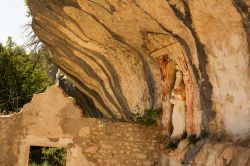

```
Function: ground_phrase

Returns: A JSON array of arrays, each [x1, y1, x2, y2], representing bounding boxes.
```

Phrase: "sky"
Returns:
[[0, 0, 31, 46]]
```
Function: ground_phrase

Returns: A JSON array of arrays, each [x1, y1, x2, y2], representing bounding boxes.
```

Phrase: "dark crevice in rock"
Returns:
[[54, 58, 117, 119], [167, 0, 214, 135], [182, 139, 207, 164], [233, 0, 250, 70], [58, 76, 104, 118], [174, 36, 200, 83], [88, 0, 115, 14], [233, 0, 250, 48], [66, 0, 81, 8]]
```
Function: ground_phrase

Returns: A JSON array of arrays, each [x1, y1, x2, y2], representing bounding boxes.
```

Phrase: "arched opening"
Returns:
[[146, 33, 202, 140]]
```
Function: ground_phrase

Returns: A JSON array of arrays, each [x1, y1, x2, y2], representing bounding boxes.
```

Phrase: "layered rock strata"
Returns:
[[28, 0, 250, 142]]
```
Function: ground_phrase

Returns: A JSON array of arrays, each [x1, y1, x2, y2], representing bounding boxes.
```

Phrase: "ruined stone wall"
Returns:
[[0, 86, 159, 166]]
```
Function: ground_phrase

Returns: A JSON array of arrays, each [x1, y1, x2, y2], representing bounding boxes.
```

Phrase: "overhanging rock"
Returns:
[[27, 0, 250, 140]]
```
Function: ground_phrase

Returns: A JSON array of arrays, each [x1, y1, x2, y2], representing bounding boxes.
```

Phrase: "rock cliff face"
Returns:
[[28, 0, 250, 141]]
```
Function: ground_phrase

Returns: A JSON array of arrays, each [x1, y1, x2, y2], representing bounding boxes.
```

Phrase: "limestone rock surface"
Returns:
[[28, 0, 250, 140], [161, 141, 250, 166]]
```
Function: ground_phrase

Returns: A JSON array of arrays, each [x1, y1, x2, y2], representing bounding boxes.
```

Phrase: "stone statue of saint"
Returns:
[[157, 57, 176, 136], [170, 69, 186, 140]]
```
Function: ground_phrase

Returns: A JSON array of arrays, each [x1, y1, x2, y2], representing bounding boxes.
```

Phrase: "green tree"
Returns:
[[29, 146, 66, 166], [41, 147, 67, 166], [24, 0, 31, 17], [0, 37, 53, 114]]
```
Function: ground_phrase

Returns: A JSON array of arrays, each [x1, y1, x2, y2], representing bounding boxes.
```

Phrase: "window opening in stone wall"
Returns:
[[28, 146, 67, 166]]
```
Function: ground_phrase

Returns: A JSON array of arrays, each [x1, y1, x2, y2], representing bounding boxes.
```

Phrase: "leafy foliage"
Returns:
[[29, 146, 66, 166], [0, 37, 53, 114], [0, 38, 63, 164], [24, 0, 31, 17], [42, 147, 67, 165], [132, 108, 161, 126]]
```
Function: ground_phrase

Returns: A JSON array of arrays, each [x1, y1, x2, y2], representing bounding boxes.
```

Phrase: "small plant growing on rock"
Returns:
[[132, 108, 161, 126]]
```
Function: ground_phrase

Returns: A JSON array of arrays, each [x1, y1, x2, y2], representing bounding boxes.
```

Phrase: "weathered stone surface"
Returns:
[[161, 141, 250, 166], [188, 0, 250, 141], [27, 0, 203, 136], [193, 142, 250, 166], [0, 86, 160, 166], [177, 139, 189, 150], [135, 153, 148, 160], [23, 0, 250, 165], [58, 75, 104, 118], [27, 0, 250, 141]]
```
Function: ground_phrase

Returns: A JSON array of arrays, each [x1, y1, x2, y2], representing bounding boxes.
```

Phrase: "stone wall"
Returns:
[[0, 86, 159, 166]]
